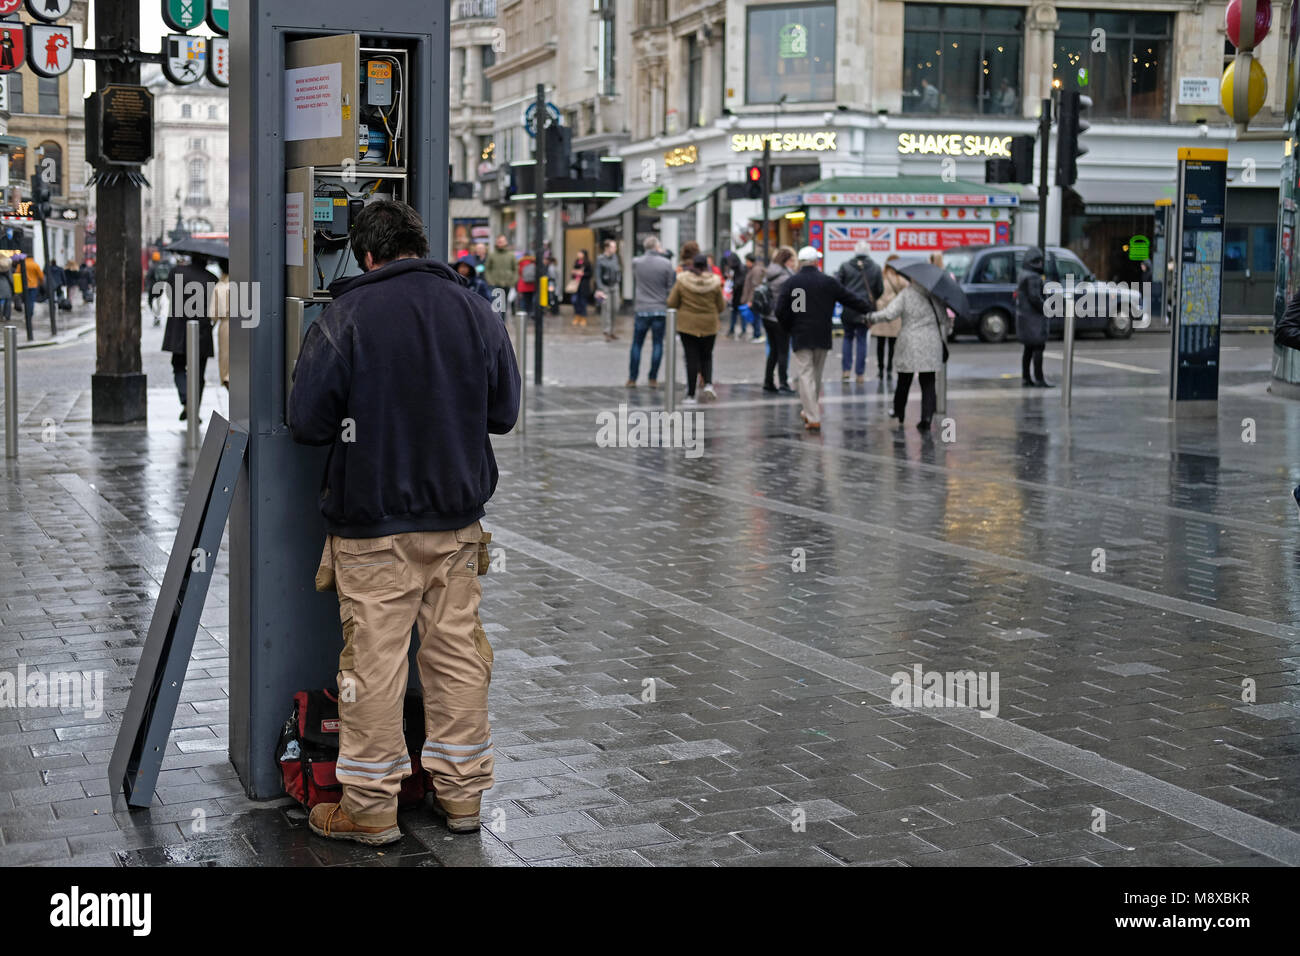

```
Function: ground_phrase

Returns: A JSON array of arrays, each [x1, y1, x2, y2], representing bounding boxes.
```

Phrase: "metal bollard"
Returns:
[[1061, 294, 1076, 409], [4, 326, 16, 459], [936, 359, 947, 416], [186, 319, 200, 449], [514, 310, 527, 435], [664, 308, 677, 416]]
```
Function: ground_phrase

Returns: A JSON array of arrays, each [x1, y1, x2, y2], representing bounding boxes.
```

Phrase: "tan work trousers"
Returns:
[[319, 523, 494, 828]]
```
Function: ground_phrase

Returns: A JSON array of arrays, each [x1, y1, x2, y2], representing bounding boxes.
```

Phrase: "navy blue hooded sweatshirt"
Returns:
[[289, 257, 520, 537]]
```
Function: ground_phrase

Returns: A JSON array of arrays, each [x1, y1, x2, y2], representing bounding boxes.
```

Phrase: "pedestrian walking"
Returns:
[[483, 235, 517, 309], [627, 235, 674, 387], [162, 253, 215, 421], [146, 251, 170, 326], [666, 252, 724, 404], [79, 260, 95, 304], [834, 241, 885, 383], [1274, 288, 1300, 517], [596, 238, 622, 341], [210, 260, 231, 389], [545, 254, 561, 315], [517, 251, 538, 316], [867, 272, 950, 430], [454, 258, 492, 302], [569, 249, 593, 325], [289, 200, 520, 844], [738, 252, 765, 342], [776, 246, 872, 431], [677, 241, 700, 273], [20, 253, 43, 321], [1016, 246, 1052, 387], [757, 246, 798, 393], [0, 255, 11, 324], [872, 256, 905, 381]]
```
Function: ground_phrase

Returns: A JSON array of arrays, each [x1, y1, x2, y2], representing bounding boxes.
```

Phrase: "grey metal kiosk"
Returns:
[[228, 2, 448, 797]]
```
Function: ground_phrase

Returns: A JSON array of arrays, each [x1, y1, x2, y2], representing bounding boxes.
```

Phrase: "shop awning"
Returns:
[[1074, 181, 1175, 215], [658, 177, 727, 214], [587, 187, 652, 226], [0, 135, 26, 149]]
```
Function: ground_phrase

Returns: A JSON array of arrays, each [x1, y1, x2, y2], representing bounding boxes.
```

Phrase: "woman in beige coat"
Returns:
[[210, 264, 231, 387], [666, 253, 725, 404]]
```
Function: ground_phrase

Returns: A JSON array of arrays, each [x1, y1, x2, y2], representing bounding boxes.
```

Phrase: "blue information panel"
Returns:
[[1170, 148, 1227, 404]]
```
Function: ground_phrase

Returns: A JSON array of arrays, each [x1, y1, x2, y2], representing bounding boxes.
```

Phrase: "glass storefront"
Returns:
[[902, 4, 1024, 116], [746, 2, 836, 104], [1053, 11, 1172, 121]]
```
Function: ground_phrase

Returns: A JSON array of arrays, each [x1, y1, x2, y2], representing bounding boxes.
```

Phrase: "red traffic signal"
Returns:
[[747, 165, 763, 199]]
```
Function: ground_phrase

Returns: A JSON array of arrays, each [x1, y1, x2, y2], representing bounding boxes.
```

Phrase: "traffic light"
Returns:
[[1009, 135, 1035, 185], [1055, 90, 1091, 188], [985, 135, 1036, 185], [30, 174, 51, 221], [746, 164, 763, 200]]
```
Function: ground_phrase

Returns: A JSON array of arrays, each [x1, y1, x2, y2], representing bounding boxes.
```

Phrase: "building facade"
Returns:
[[1, 1, 91, 267], [449, 0, 500, 259], [607, 0, 1288, 320], [138, 63, 230, 247]]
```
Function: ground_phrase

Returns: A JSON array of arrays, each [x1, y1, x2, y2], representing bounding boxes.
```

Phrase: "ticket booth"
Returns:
[[228, 1, 448, 797], [769, 177, 1018, 273]]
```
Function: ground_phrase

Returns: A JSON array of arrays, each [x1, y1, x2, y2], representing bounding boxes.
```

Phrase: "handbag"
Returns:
[[564, 276, 580, 295]]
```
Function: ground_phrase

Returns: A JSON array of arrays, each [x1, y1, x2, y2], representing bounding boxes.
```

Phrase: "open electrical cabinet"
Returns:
[[283, 32, 415, 413]]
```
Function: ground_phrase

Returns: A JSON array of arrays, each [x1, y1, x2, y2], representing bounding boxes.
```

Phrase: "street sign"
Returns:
[[647, 186, 666, 208], [162, 0, 207, 33], [207, 0, 229, 35], [25, 0, 71, 22], [162, 33, 206, 85], [206, 35, 229, 87], [0, 23, 24, 74], [522, 99, 560, 138], [1169, 147, 1227, 410], [87, 85, 156, 167], [25, 23, 72, 77]]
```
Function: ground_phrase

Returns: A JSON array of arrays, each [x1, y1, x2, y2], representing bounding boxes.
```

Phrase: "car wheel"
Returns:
[[977, 309, 1009, 343], [1105, 312, 1133, 339]]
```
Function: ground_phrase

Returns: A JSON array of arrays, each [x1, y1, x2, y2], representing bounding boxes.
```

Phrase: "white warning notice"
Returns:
[[286, 192, 304, 267], [285, 62, 341, 142]]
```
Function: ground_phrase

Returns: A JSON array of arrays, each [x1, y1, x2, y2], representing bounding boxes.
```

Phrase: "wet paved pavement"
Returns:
[[2, 346, 1299, 866]]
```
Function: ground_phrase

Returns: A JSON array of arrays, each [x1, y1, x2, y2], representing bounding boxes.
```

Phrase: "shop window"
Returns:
[[902, 4, 1024, 115], [746, 2, 836, 104], [1053, 11, 1171, 121], [8, 147, 24, 183]]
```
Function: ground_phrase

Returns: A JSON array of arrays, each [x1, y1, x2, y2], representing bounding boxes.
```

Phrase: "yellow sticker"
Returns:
[[334, 198, 347, 206], [342, 104, 351, 120], [368, 62, 392, 79]]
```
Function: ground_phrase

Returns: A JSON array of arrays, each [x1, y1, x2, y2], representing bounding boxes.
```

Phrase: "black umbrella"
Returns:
[[165, 237, 229, 263], [896, 261, 969, 317]]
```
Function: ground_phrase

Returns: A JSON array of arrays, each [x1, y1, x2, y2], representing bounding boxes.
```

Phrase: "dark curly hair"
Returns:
[[350, 200, 429, 270]]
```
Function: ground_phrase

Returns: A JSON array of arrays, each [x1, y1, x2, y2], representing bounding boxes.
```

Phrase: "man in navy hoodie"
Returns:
[[290, 201, 520, 844]]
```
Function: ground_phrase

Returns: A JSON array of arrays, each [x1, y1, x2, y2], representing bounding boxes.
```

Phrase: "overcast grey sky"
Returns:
[[86, 1, 217, 49]]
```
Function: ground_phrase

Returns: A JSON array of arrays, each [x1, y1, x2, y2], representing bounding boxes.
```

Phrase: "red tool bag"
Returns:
[[276, 688, 428, 810]]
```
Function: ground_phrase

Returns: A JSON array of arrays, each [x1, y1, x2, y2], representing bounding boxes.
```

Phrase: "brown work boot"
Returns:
[[308, 802, 401, 845], [431, 798, 481, 834]]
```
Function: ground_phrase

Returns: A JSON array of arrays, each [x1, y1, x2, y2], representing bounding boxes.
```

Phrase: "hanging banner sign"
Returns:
[[0, 23, 25, 74], [26, 23, 73, 77], [163, 33, 206, 85], [163, 0, 208, 33], [207, 0, 229, 35], [26, 0, 72, 23], [207, 35, 229, 87]]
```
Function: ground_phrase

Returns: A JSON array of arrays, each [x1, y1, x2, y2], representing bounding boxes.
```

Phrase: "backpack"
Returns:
[[521, 261, 536, 283], [751, 280, 774, 318], [276, 687, 429, 810]]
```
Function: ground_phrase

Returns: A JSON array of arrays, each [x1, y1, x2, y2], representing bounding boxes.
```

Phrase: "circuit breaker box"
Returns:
[[229, 1, 447, 799]]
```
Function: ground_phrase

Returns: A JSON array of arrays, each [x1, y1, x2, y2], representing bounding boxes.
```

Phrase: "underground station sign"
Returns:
[[86, 84, 155, 166]]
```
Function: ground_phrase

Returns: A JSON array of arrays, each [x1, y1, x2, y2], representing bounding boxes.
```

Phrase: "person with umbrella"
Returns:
[[162, 252, 216, 420], [866, 260, 960, 431], [1016, 247, 1052, 387]]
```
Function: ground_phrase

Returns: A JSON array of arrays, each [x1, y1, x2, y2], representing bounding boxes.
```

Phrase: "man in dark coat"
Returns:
[[775, 246, 872, 430], [161, 253, 215, 420], [289, 200, 520, 844], [1015, 246, 1051, 387], [834, 241, 885, 382]]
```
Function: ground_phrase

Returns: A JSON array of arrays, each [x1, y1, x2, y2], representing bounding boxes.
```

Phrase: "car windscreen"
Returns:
[[943, 251, 974, 281]]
